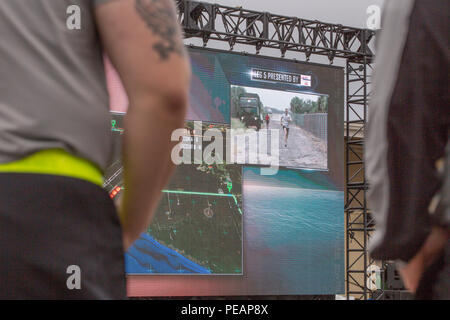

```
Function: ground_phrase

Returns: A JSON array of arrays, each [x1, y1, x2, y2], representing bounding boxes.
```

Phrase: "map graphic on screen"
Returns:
[[104, 115, 243, 275]]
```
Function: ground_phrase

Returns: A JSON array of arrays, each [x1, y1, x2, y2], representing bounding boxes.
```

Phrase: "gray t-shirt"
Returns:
[[0, 0, 113, 171]]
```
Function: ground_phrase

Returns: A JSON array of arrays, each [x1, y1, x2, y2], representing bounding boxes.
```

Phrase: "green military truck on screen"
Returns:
[[237, 93, 263, 130]]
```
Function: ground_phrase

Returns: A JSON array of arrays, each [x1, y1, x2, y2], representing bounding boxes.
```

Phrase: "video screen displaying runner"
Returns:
[[231, 86, 328, 170]]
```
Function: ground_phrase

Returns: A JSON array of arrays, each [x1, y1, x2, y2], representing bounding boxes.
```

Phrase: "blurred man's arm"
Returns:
[[95, 0, 190, 249], [399, 227, 449, 293]]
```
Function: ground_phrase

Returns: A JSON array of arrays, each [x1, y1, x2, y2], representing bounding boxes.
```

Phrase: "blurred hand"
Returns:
[[399, 226, 449, 293]]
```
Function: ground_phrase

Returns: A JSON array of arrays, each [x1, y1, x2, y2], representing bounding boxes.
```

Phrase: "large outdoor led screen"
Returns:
[[104, 47, 345, 296]]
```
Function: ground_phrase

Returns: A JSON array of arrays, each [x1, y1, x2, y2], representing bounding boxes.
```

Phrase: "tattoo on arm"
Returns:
[[135, 0, 184, 60]]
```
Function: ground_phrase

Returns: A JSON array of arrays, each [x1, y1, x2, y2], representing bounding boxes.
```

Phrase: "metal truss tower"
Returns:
[[176, 0, 376, 299]]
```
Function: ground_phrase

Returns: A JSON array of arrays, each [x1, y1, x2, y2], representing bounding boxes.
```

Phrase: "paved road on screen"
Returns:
[[234, 114, 327, 169]]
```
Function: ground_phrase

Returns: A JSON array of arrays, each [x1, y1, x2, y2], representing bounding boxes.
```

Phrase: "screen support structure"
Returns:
[[176, 0, 376, 300]]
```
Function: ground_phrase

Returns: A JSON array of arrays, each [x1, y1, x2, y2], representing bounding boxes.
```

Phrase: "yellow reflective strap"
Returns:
[[0, 149, 103, 187]]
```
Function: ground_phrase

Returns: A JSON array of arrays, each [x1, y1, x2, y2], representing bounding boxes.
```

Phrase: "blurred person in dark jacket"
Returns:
[[366, 0, 449, 299]]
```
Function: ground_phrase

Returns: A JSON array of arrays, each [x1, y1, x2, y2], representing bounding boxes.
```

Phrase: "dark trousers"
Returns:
[[0, 173, 126, 299]]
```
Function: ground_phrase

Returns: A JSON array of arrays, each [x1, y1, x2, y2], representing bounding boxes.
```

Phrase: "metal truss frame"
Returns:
[[176, 0, 376, 300], [345, 59, 377, 300]]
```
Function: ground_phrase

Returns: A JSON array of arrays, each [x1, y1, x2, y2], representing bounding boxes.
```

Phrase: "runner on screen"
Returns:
[[280, 108, 292, 148]]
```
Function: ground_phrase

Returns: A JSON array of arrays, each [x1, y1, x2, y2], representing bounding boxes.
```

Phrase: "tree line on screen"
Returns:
[[231, 86, 328, 117], [290, 96, 328, 114]]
